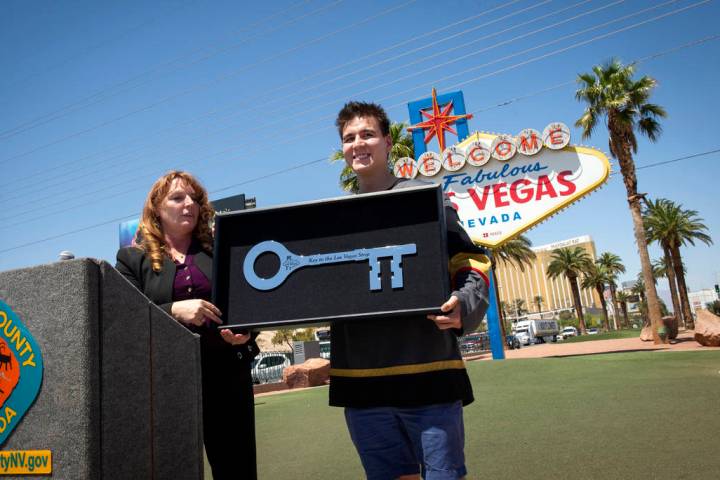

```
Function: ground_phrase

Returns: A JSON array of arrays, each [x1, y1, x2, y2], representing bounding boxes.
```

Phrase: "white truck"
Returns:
[[514, 319, 560, 345]]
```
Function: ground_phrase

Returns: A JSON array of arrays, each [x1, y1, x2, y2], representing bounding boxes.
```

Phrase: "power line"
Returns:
[[199, 0, 700, 153], [211, 0, 638, 144], [0, 0, 336, 141], [15, 0, 675, 206], [202, 0, 687, 145], [1, 2, 702, 201], [0, 0, 413, 162], [0, 157, 328, 254], [2, 2, 712, 218], [0, 2, 702, 216], [388, 0, 682, 94], [0, 0, 197, 93], [0, 0, 528, 193], [256, 0, 555, 110], [1, 0, 549, 199], [472, 33, 720, 112], [245, 0, 592, 133], [448, 0, 710, 90], [1, 147, 717, 255], [636, 149, 720, 170]]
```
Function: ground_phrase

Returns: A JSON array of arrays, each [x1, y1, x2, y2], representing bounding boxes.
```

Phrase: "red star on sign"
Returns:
[[407, 88, 473, 153]]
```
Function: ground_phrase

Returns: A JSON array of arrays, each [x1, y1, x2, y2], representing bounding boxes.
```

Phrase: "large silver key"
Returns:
[[243, 240, 417, 291]]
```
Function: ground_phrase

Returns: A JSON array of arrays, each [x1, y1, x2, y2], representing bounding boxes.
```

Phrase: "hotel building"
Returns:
[[494, 235, 603, 320]]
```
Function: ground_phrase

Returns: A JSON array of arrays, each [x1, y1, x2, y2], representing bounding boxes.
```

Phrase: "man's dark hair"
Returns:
[[336, 101, 390, 138]]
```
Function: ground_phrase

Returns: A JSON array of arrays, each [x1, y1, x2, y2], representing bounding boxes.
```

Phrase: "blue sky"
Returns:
[[1, 0, 718, 294]]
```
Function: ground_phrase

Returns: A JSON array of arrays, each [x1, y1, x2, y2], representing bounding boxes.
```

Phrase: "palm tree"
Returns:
[[330, 121, 414, 193], [616, 290, 631, 328], [596, 252, 625, 330], [644, 198, 713, 329], [512, 298, 528, 318], [490, 235, 536, 271], [632, 272, 662, 327], [652, 256, 686, 278], [499, 301, 511, 332], [575, 59, 667, 344], [652, 255, 682, 328], [489, 234, 536, 340], [546, 247, 593, 334], [581, 263, 612, 331], [533, 295, 544, 313]]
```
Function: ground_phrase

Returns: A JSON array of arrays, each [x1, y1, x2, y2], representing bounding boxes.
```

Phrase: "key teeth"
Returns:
[[391, 272, 402, 289], [369, 261, 382, 291], [390, 256, 405, 289]]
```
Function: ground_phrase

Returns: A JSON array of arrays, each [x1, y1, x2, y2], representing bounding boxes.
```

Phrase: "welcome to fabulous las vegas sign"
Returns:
[[393, 88, 610, 248]]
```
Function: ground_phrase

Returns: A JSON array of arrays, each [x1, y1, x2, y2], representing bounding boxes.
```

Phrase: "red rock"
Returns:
[[640, 325, 654, 342], [694, 309, 720, 347], [282, 358, 330, 389]]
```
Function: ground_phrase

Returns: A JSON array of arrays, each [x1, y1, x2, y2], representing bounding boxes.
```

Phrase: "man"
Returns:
[[330, 101, 490, 480]]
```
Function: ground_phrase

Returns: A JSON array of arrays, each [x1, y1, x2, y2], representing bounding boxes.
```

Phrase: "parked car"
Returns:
[[251, 353, 291, 384], [586, 328, 599, 335], [505, 334, 521, 349], [459, 332, 489, 354], [561, 326, 578, 339]]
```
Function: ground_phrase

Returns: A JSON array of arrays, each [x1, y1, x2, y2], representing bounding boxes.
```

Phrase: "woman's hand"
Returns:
[[220, 329, 251, 346], [170, 299, 222, 327]]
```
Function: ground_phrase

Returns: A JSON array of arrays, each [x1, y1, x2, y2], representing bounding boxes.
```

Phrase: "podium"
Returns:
[[0, 259, 203, 479]]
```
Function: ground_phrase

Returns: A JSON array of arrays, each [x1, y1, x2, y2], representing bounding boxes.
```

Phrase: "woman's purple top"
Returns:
[[172, 246, 212, 303]]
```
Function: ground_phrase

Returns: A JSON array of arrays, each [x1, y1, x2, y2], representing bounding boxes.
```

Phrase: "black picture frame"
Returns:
[[212, 184, 450, 329]]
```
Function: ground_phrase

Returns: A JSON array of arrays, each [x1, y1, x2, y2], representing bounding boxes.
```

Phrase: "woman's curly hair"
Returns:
[[136, 171, 214, 272]]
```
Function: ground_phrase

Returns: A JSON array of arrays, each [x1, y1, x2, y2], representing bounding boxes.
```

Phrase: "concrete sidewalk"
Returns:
[[468, 329, 710, 361]]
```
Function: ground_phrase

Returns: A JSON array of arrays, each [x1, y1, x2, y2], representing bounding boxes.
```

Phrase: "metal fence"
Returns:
[[252, 341, 331, 384], [254, 336, 486, 385], [458, 333, 491, 356], [251, 351, 293, 384]]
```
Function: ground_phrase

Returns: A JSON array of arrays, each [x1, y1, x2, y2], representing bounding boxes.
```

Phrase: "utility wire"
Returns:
[[0, 0, 413, 162], [279, 0, 610, 113], [1, 0, 704, 197], [1, 0, 196, 93], [636, 149, 720, 170], [0, 157, 328, 254], [178, 0, 685, 150], [1, 0, 531, 194], [448, 0, 711, 90], [2, 20, 716, 230], [1, 0, 550, 198], [3, 19, 718, 226], [0, 0, 335, 140], [0, 2, 704, 216], [1, 148, 717, 255], [359, 0, 684, 103], [2, 4, 713, 218], [472, 33, 720, 112]]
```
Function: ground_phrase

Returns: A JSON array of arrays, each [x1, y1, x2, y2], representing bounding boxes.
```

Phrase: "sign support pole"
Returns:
[[486, 265, 505, 360]]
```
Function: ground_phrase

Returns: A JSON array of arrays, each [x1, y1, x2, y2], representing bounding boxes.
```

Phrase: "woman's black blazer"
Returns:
[[116, 246, 258, 359]]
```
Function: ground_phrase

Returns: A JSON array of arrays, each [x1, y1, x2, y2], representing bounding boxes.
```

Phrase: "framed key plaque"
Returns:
[[212, 183, 451, 329]]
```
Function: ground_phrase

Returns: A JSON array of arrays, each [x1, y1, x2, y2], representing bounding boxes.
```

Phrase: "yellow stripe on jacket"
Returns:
[[449, 252, 491, 288], [330, 360, 466, 378]]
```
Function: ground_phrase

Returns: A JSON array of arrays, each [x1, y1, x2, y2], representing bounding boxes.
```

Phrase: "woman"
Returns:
[[116, 171, 257, 480]]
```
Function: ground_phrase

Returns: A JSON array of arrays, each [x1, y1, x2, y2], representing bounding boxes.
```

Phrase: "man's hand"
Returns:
[[220, 329, 251, 346], [427, 295, 462, 330], [170, 299, 222, 326]]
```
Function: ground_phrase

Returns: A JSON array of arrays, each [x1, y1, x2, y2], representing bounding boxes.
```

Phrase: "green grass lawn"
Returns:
[[228, 350, 720, 479], [561, 328, 641, 343]]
